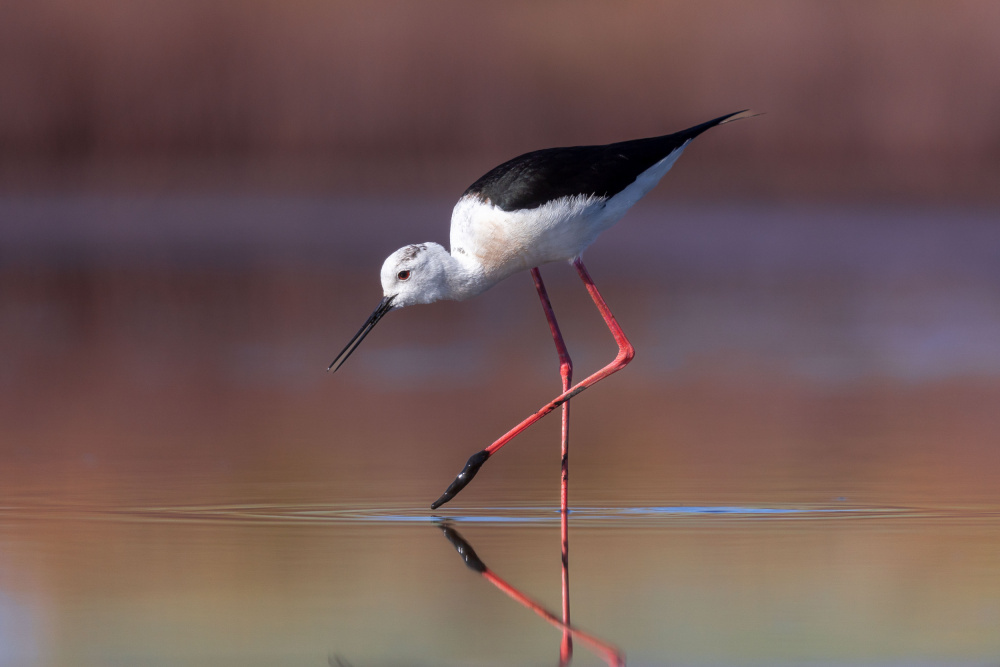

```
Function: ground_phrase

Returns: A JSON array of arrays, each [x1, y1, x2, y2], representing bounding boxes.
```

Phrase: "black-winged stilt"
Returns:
[[329, 110, 753, 510]]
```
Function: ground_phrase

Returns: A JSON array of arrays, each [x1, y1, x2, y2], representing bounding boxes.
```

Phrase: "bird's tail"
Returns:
[[679, 109, 761, 140], [719, 109, 762, 125]]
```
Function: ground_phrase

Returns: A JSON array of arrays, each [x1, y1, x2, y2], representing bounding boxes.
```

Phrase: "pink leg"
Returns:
[[530, 268, 573, 513], [529, 268, 574, 664], [431, 257, 634, 509]]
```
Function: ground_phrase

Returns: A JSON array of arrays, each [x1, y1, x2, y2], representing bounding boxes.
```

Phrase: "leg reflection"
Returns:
[[438, 522, 625, 667]]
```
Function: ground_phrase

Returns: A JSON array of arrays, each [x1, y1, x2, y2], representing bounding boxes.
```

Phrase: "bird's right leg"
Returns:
[[431, 258, 634, 510]]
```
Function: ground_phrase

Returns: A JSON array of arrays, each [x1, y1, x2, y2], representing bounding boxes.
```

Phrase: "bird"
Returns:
[[329, 110, 753, 510]]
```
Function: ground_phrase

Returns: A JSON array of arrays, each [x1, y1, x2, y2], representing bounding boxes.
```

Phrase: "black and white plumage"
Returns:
[[329, 109, 750, 372], [463, 111, 743, 212]]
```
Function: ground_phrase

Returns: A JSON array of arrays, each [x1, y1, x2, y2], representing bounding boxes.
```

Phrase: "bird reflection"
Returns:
[[438, 521, 625, 667]]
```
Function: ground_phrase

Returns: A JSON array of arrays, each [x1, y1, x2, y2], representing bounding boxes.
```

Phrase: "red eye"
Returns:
[[397, 270, 411, 281]]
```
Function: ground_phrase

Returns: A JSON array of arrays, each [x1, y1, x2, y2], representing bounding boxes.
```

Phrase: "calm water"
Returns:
[[2, 196, 1000, 665]]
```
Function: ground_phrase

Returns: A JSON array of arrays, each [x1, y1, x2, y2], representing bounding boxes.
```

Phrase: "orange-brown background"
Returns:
[[2, 0, 999, 505]]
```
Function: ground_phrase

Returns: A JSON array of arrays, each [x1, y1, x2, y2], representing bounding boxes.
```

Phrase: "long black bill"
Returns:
[[327, 295, 395, 372]]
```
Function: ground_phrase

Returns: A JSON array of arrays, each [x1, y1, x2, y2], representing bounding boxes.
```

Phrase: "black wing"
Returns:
[[464, 110, 747, 212]]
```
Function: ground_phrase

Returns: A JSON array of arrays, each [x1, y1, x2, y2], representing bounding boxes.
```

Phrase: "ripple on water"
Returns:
[[4, 503, 995, 527]]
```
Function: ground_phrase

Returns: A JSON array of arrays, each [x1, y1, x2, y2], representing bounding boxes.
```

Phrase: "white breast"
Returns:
[[449, 194, 611, 279]]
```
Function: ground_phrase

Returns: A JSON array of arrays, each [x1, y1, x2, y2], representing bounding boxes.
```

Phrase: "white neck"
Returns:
[[383, 241, 500, 307], [442, 247, 493, 301]]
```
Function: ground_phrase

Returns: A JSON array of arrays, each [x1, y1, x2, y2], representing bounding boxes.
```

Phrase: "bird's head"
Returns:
[[328, 242, 450, 373], [379, 242, 451, 308]]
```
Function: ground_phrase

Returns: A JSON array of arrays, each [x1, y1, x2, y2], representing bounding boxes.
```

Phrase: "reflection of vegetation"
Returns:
[[438, 521, 625, 667]]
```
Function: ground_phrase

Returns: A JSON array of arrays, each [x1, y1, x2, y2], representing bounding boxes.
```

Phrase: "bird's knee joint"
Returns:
[[616, 346, 635, 366]]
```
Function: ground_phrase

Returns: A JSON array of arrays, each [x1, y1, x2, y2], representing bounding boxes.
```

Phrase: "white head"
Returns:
[[379, 242, 453, 308], [328, 242, 454, 373]]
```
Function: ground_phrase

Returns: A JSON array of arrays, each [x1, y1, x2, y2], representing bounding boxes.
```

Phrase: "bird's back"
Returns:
[[463, 111, 745, 212]]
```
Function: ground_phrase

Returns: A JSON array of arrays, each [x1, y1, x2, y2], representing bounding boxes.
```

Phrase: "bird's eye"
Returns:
[[397, 270, 411, 281]]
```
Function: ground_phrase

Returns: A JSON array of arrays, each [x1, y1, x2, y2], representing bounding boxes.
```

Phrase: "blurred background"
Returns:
[[3, 0, 999, 502], [2, 0, 1000, 199], [2, 2, 1000, 665]]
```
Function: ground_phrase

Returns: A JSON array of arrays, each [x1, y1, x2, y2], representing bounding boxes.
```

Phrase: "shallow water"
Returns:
[[2, 500, 999, 666], [2, 197, 1000, 665]]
